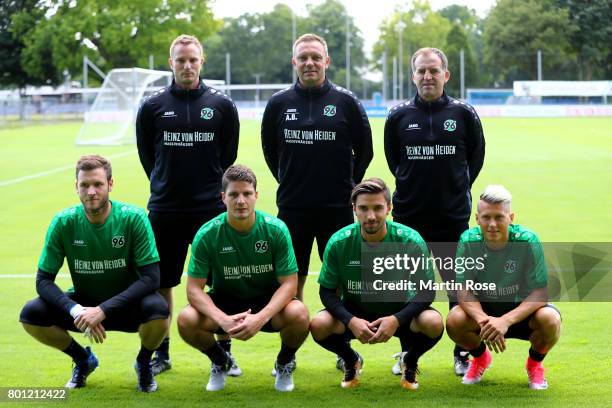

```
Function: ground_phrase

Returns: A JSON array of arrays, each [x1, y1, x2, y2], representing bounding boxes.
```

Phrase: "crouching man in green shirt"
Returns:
[[310, 178, 443, 391], [177, 165, 309, 392], [19, 155, 169, 393], [446, 185, 562, 390]]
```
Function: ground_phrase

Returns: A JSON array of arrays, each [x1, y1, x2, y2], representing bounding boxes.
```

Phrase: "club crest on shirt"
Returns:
[[323, 105, 336, 117], [201, 107, 214, 120], [254, 240, 269, 253], [443, 119, 456, 132], [112, 235, 125, 248], [504, 259, 517, 274]]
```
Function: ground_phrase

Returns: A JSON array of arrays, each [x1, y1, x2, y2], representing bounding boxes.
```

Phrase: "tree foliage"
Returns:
[[12, 0, 219, 83], [483, 0, 573, 84]]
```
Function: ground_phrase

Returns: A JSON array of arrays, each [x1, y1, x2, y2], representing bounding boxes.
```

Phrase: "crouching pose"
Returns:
[[310, 178, 443, 390], [177, 165, 309, 392], [20, 155, 169, 393], [446, 185, 561, 390]]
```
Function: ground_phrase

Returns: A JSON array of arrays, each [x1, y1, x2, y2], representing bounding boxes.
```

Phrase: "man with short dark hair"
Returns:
[[177, 165, 309, 392], [310, 178, 443, 390], [136, 33, 240, 375], [384, 46, 485, 375], [446, 185, 561, 390], [262, 32, 373, 301], [19, 155, 169, 392]]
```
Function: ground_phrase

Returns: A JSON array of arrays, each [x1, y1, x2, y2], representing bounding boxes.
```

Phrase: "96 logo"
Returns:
[[254, 240, 268, 253], [112, 235, 125, 248]]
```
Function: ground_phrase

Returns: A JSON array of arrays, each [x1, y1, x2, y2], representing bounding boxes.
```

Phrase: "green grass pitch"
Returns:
[[0, 117, 611, 407]]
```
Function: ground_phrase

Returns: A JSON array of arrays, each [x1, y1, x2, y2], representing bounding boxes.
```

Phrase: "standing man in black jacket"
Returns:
[[262, 33, 373, 302], [136, 34, 240, 376], [384, 47, 485, 376]]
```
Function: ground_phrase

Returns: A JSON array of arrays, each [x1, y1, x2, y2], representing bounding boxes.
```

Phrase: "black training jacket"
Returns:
[[384, 92, 485, 223], [136, 80, 239, 213], [261, 79, 373, 209]]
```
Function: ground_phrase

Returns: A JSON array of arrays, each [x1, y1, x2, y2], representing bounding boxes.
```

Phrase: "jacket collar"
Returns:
[[293, 78, 332, 96], [169, 78, 207, 98], [413, 91, 449, 110]]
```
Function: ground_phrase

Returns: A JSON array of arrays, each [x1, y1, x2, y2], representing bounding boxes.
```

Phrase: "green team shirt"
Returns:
[[188, 211, 298, 299], [38, 201, 159, 304], [318, 221, 434, 316], [455, 224, 547, 314]]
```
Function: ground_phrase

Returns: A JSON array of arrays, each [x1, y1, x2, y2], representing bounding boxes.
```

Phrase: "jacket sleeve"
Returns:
[[135, 100, 156, 180], [220, 98, 240, 171], [261, 99, 280, 182], [383, 111, 401, 176], [464, 106, 485, 185], [349, 98, 373, 183], [99, 262, 160, 316]]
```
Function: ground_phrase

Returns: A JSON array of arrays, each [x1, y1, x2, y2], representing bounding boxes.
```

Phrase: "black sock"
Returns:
[[276, 343, 298, 365], [137, 345, 155, 365], [529, 347, 547, 362], [218, 339, 232, 354], [470, 342, 486, 358], [454, 344, 468, 358], [156, 336, 169, 356], [402, 332, 443, 368], [202, 342, 228, 366], [62, 339, 89, 363], [314, 334, 357, 366]]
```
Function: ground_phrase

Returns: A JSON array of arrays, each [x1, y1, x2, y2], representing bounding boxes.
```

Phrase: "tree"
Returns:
[[12, 0, 219, 84], [445, 24, 478, 98], [556, 0, 612, 80], [373, 0, 452, 98], [203, 4, 295, 84], [0, 0, 61, 89], [483, 0, 573, 84], [302, 0, 366, 90]]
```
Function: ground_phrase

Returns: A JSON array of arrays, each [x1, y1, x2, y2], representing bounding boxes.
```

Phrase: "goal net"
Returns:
[[76, 68, 226, 145]]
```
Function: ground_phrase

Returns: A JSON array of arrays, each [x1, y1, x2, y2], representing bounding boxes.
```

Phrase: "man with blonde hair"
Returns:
[[136, 33, 240, 376], [446, 185, 561, 390]]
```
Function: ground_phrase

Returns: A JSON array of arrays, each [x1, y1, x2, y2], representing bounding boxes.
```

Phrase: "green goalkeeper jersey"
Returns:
[[38, 201, 159, 304], [188, 211, 297, 299], [455, 224, 548, 313], [318, 221, 434, 316]]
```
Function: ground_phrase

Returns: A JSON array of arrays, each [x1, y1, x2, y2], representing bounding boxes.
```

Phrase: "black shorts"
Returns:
[[19, 292, 169, 333], [208, 292, 281, 334], [278, 206, 354, 276], [393, 217, 469, 305], [481, 303, 562, 340], [334, 302, 440, 341], [149, 209, 224, 288]]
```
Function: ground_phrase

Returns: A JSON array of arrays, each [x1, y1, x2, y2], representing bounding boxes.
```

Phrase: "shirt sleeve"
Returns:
[[130, 209, 160, 267], [273, 223, 298, 277], [219, 98, 240, 171], [187, 229, 212, 280], [136, 100, 156, 179], [526, 235, 548, 289], [464, 105, 485, 186], [349, 97, 373, 183], [383, 111, 401, 176], [37, 214, 65, 276], [261, 99, 280, 182], [318, 239, 341, 290]]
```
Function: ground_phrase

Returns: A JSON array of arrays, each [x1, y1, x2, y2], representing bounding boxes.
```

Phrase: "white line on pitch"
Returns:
[[0, 150, 137, 187]]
